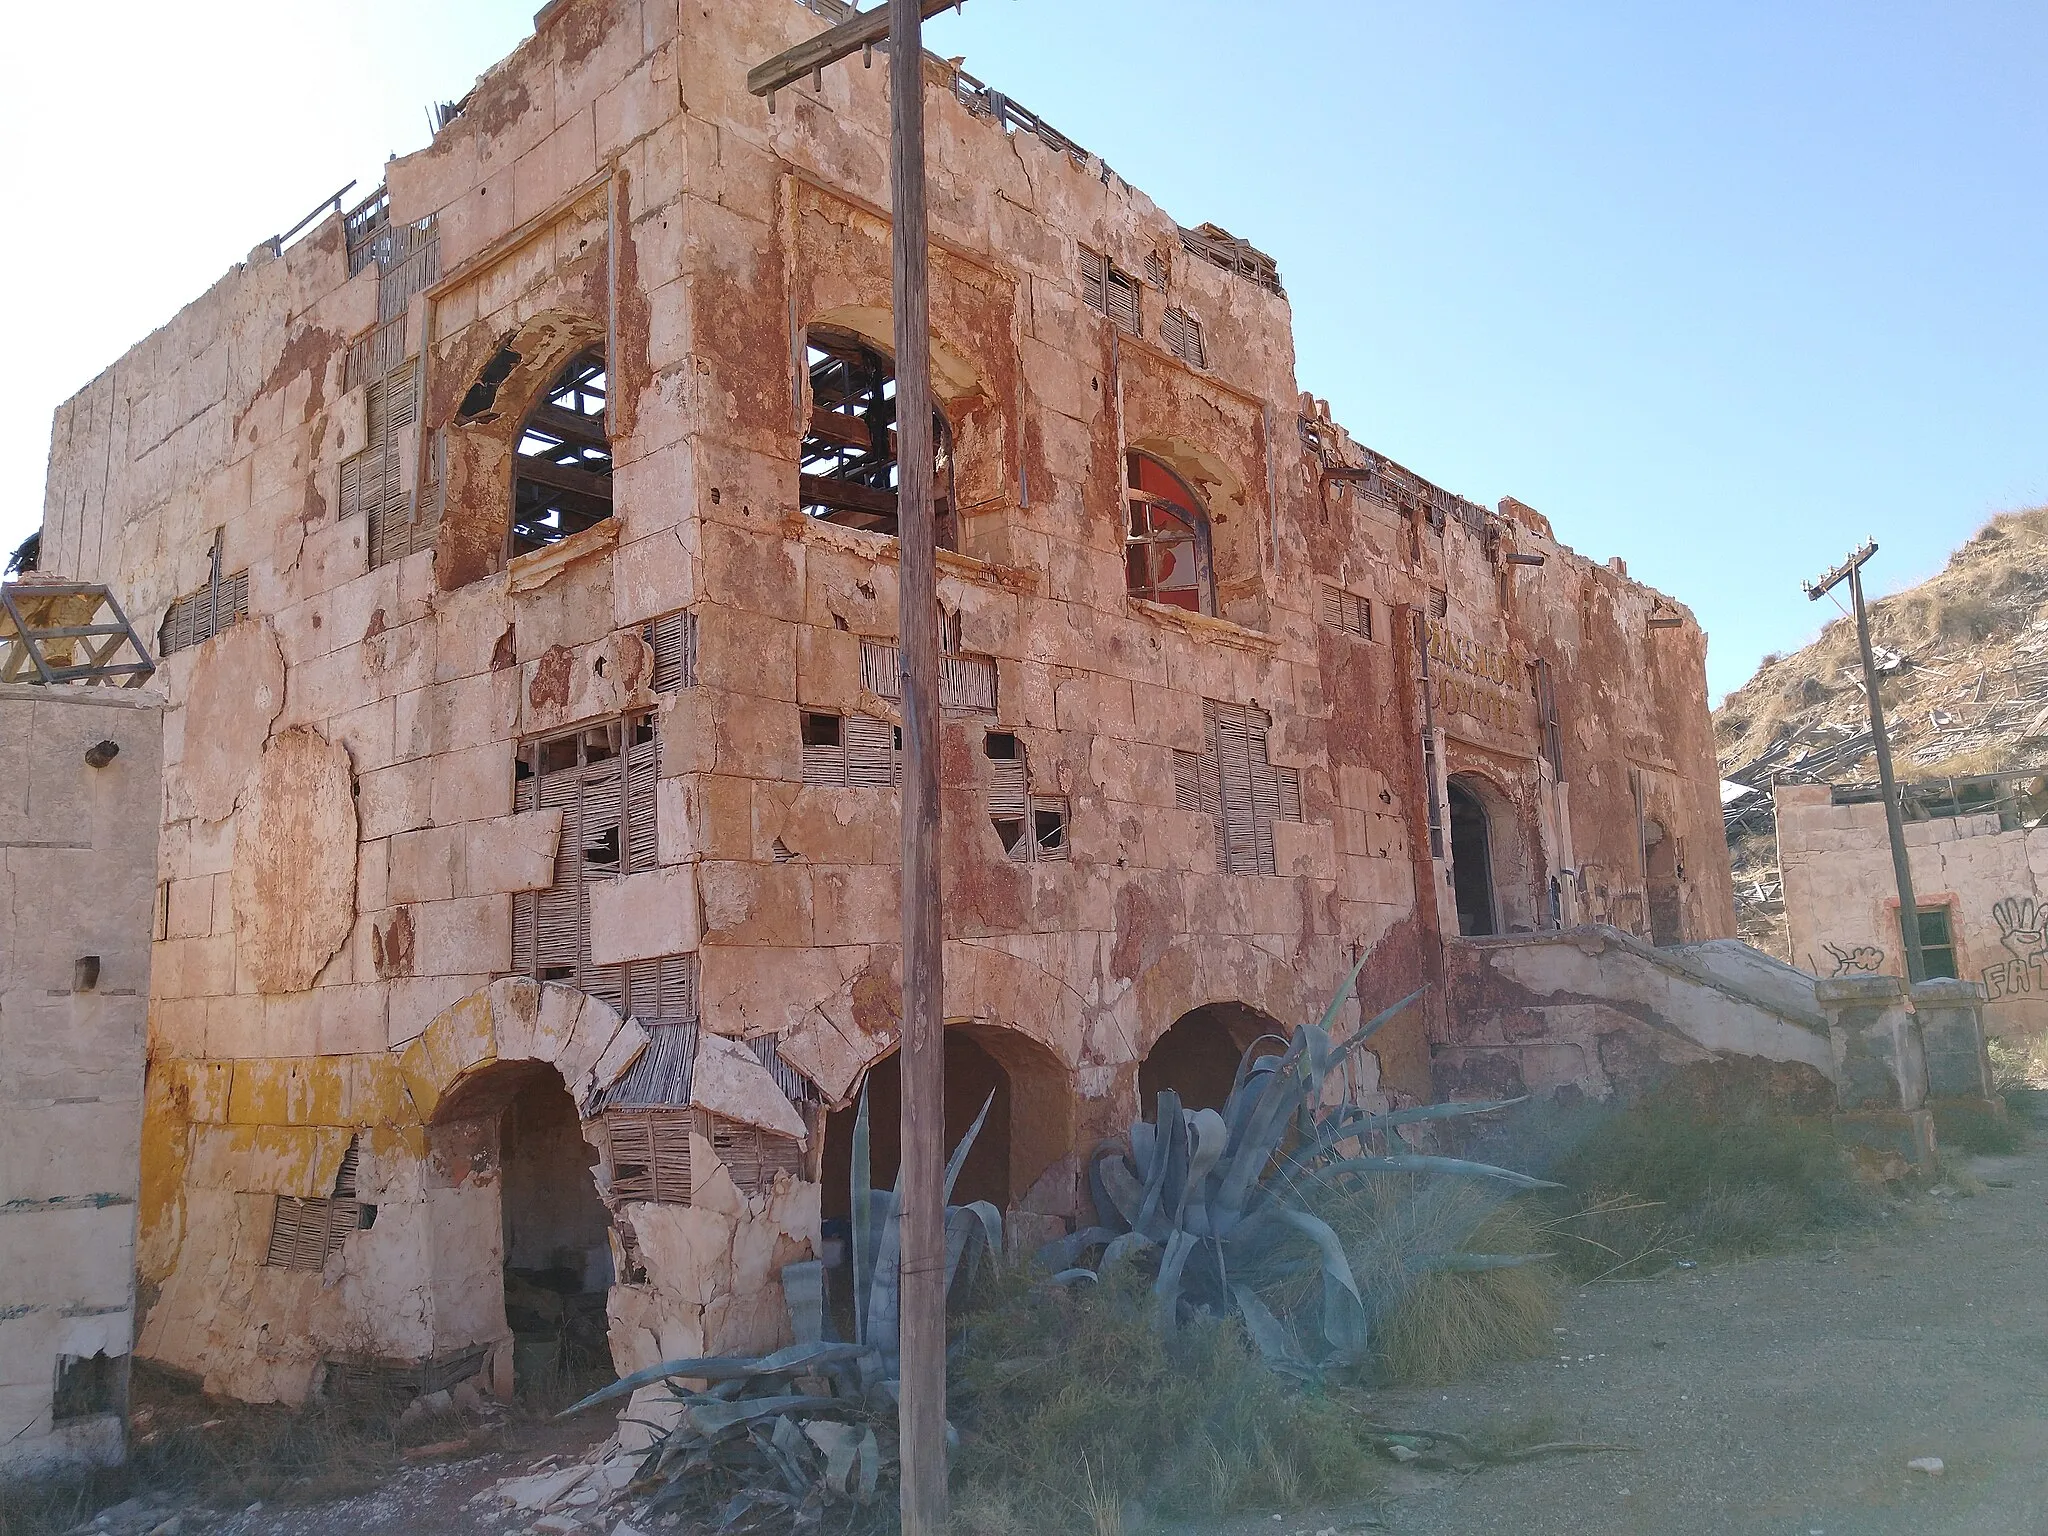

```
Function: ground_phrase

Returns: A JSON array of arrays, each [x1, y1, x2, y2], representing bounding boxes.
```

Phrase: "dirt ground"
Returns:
[[1344, 1144, 2048, 1536], [26, 1143, 2048, 1536]]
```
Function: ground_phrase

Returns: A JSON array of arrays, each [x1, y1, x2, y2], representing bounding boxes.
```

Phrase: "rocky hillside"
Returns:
[[1715, 506, 2048, 958]]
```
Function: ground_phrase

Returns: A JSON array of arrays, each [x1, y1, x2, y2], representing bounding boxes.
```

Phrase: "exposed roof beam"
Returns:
[[747, 1, 964, 101]]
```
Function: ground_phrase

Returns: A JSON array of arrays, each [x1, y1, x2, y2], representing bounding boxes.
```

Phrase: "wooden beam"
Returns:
[[514, 454, 615, 501], [800, 473, 897, 518], [746, 0, 964, 101], [806, 406, 873, 452], [525, 402, 610, 447]]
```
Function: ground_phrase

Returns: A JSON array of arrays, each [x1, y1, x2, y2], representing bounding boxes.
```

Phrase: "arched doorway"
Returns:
[[430, 1061, 614, 1396], [819, 1022, 1072, 1214], [1139, 1001, 1286, 1113], [1447, 777, 1498, 937]]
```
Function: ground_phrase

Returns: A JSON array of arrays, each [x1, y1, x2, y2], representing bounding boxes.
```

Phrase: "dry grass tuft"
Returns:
[[1374, 1206, 1567, 1386], [950, 1268, 1379, 1536], [0, 1365, 412, 1536], [1493, 1103, 1888, 1280]]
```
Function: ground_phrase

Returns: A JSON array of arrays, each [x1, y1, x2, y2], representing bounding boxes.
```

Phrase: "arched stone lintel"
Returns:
[[394, 977, 635, 1126]]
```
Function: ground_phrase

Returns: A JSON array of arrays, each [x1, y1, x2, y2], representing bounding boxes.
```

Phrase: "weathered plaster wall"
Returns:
[[1778, 781, 2048, 1036], [1440, 926, 1832, 1104], [40, 0, 1733, 1398], [0, 683, 162, 1472]]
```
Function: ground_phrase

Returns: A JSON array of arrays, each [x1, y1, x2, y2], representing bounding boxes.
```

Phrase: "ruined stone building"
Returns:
[[34, 0, 1733, 1403], [1779, 771, 2048, 1034], [0, 591, 162, 1469]]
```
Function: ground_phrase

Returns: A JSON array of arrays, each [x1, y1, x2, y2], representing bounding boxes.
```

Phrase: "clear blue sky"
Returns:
[[4, 1, 2042, 701]]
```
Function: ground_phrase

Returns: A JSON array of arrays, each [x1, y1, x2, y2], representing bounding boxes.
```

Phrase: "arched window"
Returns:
[[511, 349, 612, 557], [800, 328, 955, 549], [1124, 451, 1213, 614]]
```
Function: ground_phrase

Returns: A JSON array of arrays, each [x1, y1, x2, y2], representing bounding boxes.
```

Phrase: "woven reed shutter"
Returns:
[[989, 756, 1028, 821], [645, 610, 697, 692], [802, 717, 849, 785], [603, 1109, 695, 1204], [845, 714, 900, 786]]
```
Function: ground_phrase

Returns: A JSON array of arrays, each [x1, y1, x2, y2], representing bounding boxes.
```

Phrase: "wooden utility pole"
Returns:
[[1806, 540, 1927, 983], [750, 6, 953, 1530], [885, 1, 948, 1531]]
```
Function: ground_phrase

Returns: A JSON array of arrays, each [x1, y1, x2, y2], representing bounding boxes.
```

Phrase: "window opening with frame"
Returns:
[[985, 731, 1068, 862], [1080, 249, 1141, 335], [512, 714, 698, 1022], [511, 350, 613, 557], [800, 710, 902, 787], [1125, 451, 1215, 614], [1318, 585, 1372, 640], [1905, 905, 1960, 980], [800, 328, 956, 548], [1171, 700, 1302, 875]]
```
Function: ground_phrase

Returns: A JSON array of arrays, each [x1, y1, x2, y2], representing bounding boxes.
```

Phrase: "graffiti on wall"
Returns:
[[1823, 942, 1884, 976], [1982, 897, 2047, 1000]]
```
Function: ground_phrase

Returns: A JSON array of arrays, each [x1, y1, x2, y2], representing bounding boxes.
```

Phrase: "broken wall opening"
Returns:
[[432, 1060, 614, 1396], [1139, 1001, 1285, 1111]]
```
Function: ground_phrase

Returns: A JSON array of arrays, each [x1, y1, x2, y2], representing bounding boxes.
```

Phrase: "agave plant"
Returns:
[[1042, 959, 1556, 1381], [561, 1090, 1003, 1528]]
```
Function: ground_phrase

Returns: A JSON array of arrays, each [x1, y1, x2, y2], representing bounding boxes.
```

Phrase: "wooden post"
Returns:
[[1807, 542, 1926, 984], [889, 1, 948, 1531]]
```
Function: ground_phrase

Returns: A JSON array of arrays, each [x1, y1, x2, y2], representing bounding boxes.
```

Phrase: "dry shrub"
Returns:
[[1373, 1204, 1566, 1386], [1502, 1103, 1885, 1278], [950, 1268, 1378, 1536], [0, 1364, 411, 1536]]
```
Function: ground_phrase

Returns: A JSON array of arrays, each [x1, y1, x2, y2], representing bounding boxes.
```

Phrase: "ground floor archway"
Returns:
[[819, 1021, 1072, 1220], [1138, 1001, 1287, 1112], [430, 1060, 614, 1395]]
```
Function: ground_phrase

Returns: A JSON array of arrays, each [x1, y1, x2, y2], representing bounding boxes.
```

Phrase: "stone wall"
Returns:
[[40, 0, 1734, 1399], [0, 683, 162, 1473], [1777, 780, 2048, 1036]]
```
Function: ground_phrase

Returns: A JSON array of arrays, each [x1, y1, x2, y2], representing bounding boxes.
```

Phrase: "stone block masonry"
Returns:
[[0, 683, 163, 1473], [39, 0, 1735, 1402]]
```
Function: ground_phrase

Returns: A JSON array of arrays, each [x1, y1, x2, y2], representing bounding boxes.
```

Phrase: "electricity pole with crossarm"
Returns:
[[750, 6, 963, 1531]]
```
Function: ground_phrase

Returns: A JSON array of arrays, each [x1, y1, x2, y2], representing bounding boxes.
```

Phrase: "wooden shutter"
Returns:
[[1107, 268, 1141, 336], [1142, 250, 1167, 290], [1080, 249, 1108, 315], [860, 640, 897, 697], [1172, 750, 1203, 812], [1162, 307, 1205, 368], [645, 611, 697, 692], [803, 732, 848, 785], [603, 1109, 694, 1204], [1030, 796, 1070, 862], [989, 757, 1028, 820], [1532, 657, 1563, 779], [1209, 701, 1258, 875], [866, 638, 996, 714], [845, 714, 900, 786]]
